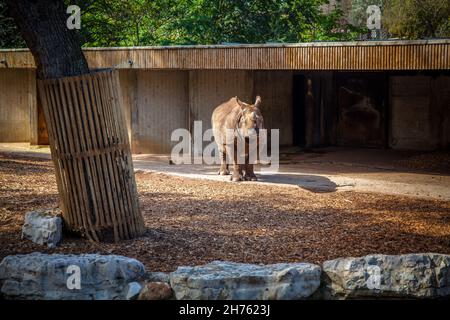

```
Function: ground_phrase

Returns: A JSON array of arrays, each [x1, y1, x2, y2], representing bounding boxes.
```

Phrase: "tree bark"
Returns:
[[6, 0, 89, 79], [6, 0, 145, 241]]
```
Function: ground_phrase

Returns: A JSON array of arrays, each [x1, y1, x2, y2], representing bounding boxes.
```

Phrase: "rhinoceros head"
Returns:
[[236, 96, 264, 138]]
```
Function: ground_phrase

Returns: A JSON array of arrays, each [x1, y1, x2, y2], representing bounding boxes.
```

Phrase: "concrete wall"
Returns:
[[389, 76, 450, 150], [126, 69, 295, 153], [0, 69, 35, 142], [132, 70, 189, 154], [189, 70, 254, 134], [1, 68, 449, 153], [189, 70, 294, 148], [118, 70, 136, 144], [254, 71, 293, 146]]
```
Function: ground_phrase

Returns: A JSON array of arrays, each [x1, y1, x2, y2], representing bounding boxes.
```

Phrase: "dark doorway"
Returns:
[[292, 74, 306, 147], [336, 72, 388, 148]]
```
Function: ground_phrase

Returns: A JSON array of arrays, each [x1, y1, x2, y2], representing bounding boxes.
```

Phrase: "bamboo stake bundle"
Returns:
[[37, 69, 145, 242]]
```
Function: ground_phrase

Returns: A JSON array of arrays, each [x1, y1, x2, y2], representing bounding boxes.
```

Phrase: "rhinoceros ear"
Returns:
[[254, 96, 262, 108], [236, 97, 246, 109]]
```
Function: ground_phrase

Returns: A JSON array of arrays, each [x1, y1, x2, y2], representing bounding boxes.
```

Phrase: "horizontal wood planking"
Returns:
[[1, 41, 449, 70]]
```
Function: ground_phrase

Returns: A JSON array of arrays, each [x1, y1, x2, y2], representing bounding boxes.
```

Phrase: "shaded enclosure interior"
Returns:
[[0, 68, 449, 153]]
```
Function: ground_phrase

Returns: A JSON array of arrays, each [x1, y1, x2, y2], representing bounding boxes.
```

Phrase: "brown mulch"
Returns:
[[1, 152, 450, 272], [396, 151, 450, 174]]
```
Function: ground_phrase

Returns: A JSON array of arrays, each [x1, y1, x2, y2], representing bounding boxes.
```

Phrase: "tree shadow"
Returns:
[[0, 158, 54, 175], [1, 187, 449, 272], [256, 173, 338, 193]]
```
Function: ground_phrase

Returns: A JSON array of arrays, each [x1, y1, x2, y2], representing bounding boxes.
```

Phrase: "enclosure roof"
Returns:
[[1, 39, 449, 71]]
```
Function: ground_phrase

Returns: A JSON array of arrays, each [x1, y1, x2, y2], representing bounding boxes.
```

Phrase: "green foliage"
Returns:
[[69, 0, 159, 46], [0, 0, 26, 48], [2, 0, 449, 49], [76, 0, 355, 46], [383, 0, 450, 39]]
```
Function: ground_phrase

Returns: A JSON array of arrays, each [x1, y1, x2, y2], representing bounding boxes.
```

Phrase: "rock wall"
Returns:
[[0, 253, 145, 300], [321, 253, 450, 299], [1, 253, 449, 300], [169, 261, 321, 300]]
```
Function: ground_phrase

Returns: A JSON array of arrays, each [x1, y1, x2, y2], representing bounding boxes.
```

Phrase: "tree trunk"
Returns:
[[6, 0, 88, 79], [7, 0, 145, 241]]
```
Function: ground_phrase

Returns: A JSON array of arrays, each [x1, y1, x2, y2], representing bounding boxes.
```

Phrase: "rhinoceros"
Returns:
[[211, 96, 264, 182]]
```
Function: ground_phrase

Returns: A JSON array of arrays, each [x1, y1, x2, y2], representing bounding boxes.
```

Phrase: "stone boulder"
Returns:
[[170, 261, 321, 300], [322, 253, 450, 299], [138, 282, 173, 300], [125, 282, 143, 300], [0, 253, 146, 300], [22, 210, 62, 248], [146, 271, 170, 283]]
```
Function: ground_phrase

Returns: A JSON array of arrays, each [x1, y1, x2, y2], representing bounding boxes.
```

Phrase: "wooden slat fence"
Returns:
[[37, 69, 144, 241]]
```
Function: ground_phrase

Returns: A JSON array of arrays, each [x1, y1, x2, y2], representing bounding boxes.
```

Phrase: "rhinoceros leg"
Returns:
[[241, 142, 257, 181], [243, 164, 257, 181], [243, 150, 257, 181], [218, 144, 230, 175], [230, 142, 242, 182], [231, 164, 243, 182]]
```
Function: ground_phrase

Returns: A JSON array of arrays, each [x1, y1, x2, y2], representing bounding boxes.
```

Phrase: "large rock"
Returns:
[[0, 253, 146, 300], [125, 282, 143, 300], [170, 261, 321, 300], [22, 210, 62, 248], [138, 282, 173, 300], [322, 253, 450, 299], [146, 271, 170, 283]]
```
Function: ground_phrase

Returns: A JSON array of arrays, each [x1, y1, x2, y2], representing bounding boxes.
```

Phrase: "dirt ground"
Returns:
[[1, 151, 450, 272]]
